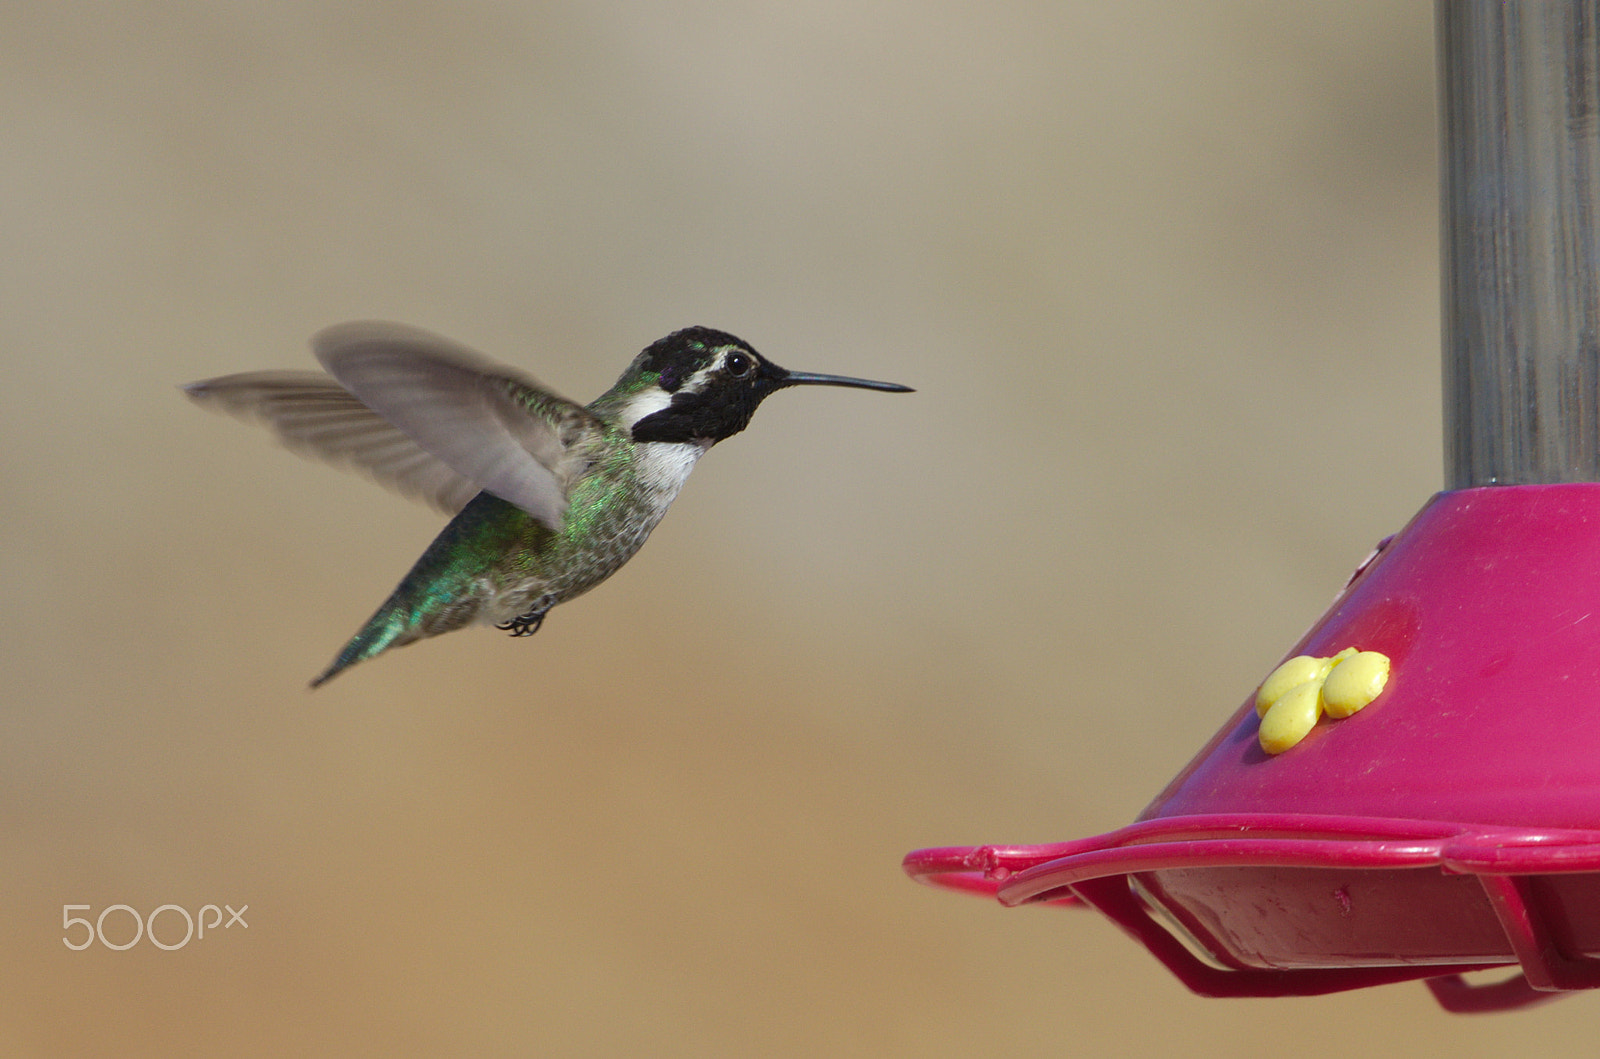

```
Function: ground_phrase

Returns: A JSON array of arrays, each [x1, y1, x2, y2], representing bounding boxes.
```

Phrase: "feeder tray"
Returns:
[[906, 484, 1600, 1012]]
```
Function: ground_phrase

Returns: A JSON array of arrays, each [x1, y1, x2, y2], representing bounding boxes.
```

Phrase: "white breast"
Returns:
[[633, 438, 708, 511]]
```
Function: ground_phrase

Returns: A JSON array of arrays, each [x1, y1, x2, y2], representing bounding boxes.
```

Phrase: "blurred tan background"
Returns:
[[5, 2, 1592, 1055]]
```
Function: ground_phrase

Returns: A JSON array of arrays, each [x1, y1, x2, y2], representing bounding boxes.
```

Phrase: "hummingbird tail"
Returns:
[[306, 493, 531, 687], [309, 610, 411, 688], [308, 589, 479, 688]]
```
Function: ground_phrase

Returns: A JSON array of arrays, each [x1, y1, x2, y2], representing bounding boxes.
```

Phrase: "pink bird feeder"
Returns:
[[905, 4, 1600, 1013]]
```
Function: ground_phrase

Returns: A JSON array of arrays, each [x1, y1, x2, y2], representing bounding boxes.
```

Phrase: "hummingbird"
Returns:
[[184, 321, 912, 687]]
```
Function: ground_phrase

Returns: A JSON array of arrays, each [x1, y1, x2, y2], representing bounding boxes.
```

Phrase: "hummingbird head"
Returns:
[[622, 327, 911, 446]]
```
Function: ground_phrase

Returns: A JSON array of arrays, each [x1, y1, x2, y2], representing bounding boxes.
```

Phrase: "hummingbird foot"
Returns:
[[495, 609, 547, 637]]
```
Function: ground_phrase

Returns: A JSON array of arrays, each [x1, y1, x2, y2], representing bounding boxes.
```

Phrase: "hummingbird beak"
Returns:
[[777, 370, 914, 394]]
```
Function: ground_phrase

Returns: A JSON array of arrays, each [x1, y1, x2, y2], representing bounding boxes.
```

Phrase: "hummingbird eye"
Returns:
[[724, 350, 754, 378]]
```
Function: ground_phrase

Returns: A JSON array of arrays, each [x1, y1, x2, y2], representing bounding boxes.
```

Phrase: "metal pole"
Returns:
[[1439, 1, 1600, 488]]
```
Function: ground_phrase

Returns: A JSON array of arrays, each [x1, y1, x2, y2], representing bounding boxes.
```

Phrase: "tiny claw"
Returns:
[[496, 610, 547, 637]]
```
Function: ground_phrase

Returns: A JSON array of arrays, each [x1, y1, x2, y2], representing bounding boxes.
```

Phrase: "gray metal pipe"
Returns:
[[1439, 1, 1600, 487]]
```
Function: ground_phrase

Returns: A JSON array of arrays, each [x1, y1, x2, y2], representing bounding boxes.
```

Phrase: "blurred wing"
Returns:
[[183, 370, 483, 515], [312, 321, 602, 532]]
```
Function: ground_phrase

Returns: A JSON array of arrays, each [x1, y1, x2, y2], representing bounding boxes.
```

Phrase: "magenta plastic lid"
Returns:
[[905, 485, 1600, 1010], [1149, 483, 1600, 828]]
